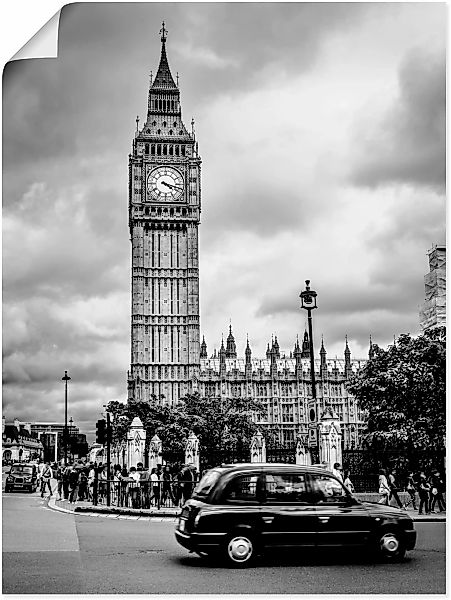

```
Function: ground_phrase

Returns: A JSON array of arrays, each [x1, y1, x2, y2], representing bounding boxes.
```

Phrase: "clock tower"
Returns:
[[127, 23, 201, 405]]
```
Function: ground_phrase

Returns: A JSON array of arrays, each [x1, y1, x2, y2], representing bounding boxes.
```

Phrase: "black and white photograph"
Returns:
[[2, 1, 446, 595]]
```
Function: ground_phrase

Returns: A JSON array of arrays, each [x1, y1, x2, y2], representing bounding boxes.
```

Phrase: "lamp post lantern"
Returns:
[[300, 280, 318, 456], [62, 370, 71, 466]]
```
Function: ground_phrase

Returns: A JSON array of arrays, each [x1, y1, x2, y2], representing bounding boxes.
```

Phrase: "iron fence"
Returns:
[[88, 478, 198, 509]]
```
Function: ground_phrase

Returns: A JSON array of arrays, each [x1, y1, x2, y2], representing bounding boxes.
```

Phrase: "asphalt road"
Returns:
[[2, 490, 446, 594]]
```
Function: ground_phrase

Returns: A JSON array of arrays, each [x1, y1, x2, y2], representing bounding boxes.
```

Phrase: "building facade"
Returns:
[[419, 245, 446, 331], [127, 23, 201, 406], [2, 418, 43, 463], [127, 26, 366, 449], [198, 328, 366, 447]]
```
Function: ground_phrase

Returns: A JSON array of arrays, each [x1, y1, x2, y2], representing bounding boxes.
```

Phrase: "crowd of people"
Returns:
[[34, 459, 198, 508], [378, 468, 445, 514]]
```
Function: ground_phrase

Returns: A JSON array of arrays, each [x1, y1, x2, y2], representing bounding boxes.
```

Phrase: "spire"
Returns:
[[245, 335, 252, 365], [344, 334, 351, 357], [301, 329, 310, 358], [368, 334, 375, 359], [320, 335, 327, 357], [152, 22, 177, 90], [200, 335, 207, 359], [225, 323, 237, 358]]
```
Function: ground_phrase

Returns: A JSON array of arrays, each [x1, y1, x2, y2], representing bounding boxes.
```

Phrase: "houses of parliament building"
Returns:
[[126, 25, 366, 448]]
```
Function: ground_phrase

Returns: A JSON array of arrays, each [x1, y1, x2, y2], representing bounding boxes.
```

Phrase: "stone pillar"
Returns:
[[185, 432, 199, 472], [319, 408, 342, 470], [126, 417, 147, 469], [250, 431, 266, 463], [149, 434, 163, 471], [296, 433, 311, 466]]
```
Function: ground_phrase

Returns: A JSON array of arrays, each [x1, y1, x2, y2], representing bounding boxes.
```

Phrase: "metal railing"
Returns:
[[88, 478, 197, 509]]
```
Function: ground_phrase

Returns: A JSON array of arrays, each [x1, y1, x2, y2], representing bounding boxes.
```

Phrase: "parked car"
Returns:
[[175, 463, 416, 567], [4, 463, 38, 493]]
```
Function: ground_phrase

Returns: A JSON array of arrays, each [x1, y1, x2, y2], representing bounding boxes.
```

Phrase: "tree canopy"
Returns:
[[347, 327, 445, 453], [106, 393, 266, 455]]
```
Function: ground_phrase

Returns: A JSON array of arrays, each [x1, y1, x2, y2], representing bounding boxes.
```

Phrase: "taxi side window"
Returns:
[[223, 475, 259, 503], [311, 474, 347, 504], [264, 473, 309, 504]]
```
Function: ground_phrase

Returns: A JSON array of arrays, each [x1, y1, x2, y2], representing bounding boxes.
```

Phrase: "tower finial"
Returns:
[[160, 21, 167, 43], [176, 72, 179, 86], [136, 115, 139, 133]]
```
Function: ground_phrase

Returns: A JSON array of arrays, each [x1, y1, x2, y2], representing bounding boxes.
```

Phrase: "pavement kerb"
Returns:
[[48, 496, 181, 519], [47, 496, 445, 522]]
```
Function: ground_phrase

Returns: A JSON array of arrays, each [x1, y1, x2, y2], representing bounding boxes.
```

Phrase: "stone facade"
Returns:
[[198, 329, 366, 448], [419, 245, 446, 331], [127, 24, 201, 406]]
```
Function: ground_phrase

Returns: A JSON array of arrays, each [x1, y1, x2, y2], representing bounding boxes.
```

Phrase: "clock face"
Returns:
[[147, 166, 184, 202]]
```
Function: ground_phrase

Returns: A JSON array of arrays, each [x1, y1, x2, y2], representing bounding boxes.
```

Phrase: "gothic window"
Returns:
[[175, 146, 179, 156], [151, 144, 155, 154], [179, 130, 183, 135], [163, 121, 167, 127], [169, 145, 173, 155], [145, 144, 149, 154], [152, 120, 156, 126], [173, 121, 177, 128], [181, 146, 186, 156], [146, 128, 150, 133], [169, 129, 173, 135], [157, 129, 161, 135], [157, 144, 161, 155], [163, 145, 167, 155]]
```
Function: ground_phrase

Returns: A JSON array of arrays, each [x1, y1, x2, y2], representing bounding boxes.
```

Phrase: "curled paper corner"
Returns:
[[11, 10, 61, 61]]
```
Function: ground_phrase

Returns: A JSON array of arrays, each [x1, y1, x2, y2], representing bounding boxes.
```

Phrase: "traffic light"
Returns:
[[96, 419, 106, 445]]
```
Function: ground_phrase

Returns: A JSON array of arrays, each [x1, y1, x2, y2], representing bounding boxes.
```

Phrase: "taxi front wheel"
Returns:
[[378, 530, 406, 561], [224, 532, 256, 567]]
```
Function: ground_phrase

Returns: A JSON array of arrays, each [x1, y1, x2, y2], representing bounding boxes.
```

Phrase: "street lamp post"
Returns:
[[62, 370, 71, 466], [300, 280, 318, 458]]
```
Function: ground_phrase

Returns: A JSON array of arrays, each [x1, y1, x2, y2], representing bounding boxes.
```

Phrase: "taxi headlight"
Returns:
[[178, 518, 186, 533]]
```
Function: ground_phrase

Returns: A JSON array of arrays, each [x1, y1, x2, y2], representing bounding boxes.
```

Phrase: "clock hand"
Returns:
[[161, 181, 184, 191]]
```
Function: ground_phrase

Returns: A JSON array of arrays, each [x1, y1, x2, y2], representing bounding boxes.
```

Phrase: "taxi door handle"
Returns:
[[262, 516, 274, 524], [319, 516, 330, 523]]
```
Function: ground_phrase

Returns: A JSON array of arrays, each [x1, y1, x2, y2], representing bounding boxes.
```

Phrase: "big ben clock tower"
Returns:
[[127, 23, 201, 405]]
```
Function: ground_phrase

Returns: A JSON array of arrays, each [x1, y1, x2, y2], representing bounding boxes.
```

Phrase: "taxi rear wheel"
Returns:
[[224, 532, 256, 567], [378, 530, 406, 561]]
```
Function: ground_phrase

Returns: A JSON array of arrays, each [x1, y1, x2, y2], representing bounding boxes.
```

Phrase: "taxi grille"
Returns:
[[14, 478, 24, 483]]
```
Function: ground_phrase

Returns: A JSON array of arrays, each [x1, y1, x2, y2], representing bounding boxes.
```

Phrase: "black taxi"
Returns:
[[175, 463, 416, 566], [4, 463, 38, 493]]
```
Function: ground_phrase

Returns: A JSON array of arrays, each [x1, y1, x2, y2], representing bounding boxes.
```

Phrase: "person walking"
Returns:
[[149, 467, 160, 507], [128, 466, 141, 508], [343, 470, 355, 493], [378, 469, 390, 505], [418, 472, 431, 515], [62, 463, 71, 500], [404, 472, 417, 510], [332, 463, 344, 483], [40, 462, 53, 498], [388, 469, 404, 509], [55, 462, 64, 501], [161, 465, 176, 506], [68, 465, 80, 503], [430, 471, 446, 513]]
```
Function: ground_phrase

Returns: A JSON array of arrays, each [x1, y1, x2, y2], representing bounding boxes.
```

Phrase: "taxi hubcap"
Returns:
[[228, 536, 253, 562], [381, 533, 399, 553]]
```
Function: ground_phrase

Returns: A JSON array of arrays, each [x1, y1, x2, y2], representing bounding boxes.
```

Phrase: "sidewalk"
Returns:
[[48, 496, 445, 522]]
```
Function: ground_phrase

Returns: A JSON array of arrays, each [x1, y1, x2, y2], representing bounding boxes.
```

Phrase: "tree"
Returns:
[[347, 327, 445, 454], [106, 392, 267, 458]]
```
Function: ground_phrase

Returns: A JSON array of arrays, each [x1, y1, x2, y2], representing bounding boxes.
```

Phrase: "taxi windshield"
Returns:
[[10, 465, 33, 475]]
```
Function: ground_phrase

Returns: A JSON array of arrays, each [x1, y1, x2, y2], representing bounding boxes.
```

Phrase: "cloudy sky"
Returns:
[[2, 2, 446, 439]]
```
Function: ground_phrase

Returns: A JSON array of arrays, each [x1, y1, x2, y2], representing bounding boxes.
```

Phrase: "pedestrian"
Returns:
[[78, 469, 89, 501], [180, 464, 195, 504], [62, 463, 72, 500], [332, 463, 343, 482], [430, 471, 446, 513], [40, 461, 53, 498], [87, 463, 96, 502], [343, 470, 355, 493], [68, 465, 80, 503], [161, 465, 176, 506], [97, 464, 107, 503], [388, 469, 404, 509], [149, 467, 160, 507], [404, 472, 417, 510], [418, 472, 431, 515], [378, 469, 390, 505], [55, 462, 64, 501], [128, 466, 141, 508]]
